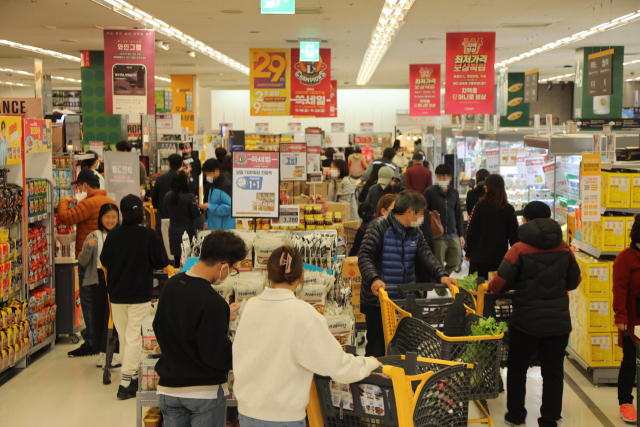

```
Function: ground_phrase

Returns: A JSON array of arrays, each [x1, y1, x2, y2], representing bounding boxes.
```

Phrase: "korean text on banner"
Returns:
[[329, 80, 338, 118], [250, 49, 290, 116], [232, 151, 280, 219], [581, 153, 602, 222], [89, 141, 104, 161], [445, 32, 496, 115], [24, 119, 52, 154], [0, 116, 23, 166], [280, 143, 307, 181], [104, 151, 141, 206], [290, 48, 332, 117], [525, 156, 545, 186], [306, 128, 322, 183], [409, 64, 441, 116], [104, 29, 155, 116]]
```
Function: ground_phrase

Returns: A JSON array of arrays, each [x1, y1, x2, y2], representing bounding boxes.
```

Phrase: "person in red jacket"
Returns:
[[612, 214, 640, 424], [404, 153, 432, 194]]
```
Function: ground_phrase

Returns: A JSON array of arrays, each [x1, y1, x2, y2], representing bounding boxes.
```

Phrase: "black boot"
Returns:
[[68, 342, 99, 358], [117, 378, 138, 400]]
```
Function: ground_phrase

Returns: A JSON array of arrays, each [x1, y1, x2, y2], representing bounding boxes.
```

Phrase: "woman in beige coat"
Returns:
[[327, 159, 359, 221]]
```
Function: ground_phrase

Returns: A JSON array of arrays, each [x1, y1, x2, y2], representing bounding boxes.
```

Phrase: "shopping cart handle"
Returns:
[[386, 283, 444, 293], [345, 345, 357, 355]]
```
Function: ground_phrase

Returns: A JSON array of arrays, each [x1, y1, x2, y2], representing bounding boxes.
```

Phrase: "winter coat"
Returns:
[[466, 186, 485, 215], [164, 191, 200, 259], [364, 184, 385, 216], [56, 190, 117, 258], [204, 175, 235, 230], [465, 201, 519, 265], [151, 168, 178, 219], [362, 158, 401, 181], [348, 153, 368, 177], [612, 246, 640, 347], [349, 216, 375, 257], [488, 218, 581, 337], [77, 229, 108, 286], [392, 153, 408, 170], [404, 164, 432, 194], [327, 177, 359, 221], [423, 185, 464, 238], [358, 213, 447, 308]]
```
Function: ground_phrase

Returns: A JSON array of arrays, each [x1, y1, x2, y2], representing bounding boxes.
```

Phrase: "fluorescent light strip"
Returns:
[[539, 73, 574, 83], [0, 66, 169, 83], [89, 0, 250, 75], [0, 40, 80, 62], [495, 9, 640, 69], [0, 82, 31, 87], [356, 0, 416, 85]]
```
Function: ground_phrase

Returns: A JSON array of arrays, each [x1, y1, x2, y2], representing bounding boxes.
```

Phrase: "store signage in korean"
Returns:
[[104, 29, 155, 116], [587, 49, 614, 97], [261, 0, 295, 14], [104, 151, 141, 206], [525, 156, 545, 186], [409, 64, 441, 116], [485, 149, 499, 173], [288, 122, 302, 132], [305, 127, 322, 183], [456, 142, 465, 159], [543, 161, 555, 191], [580, 118, 640, 130], [24, 119, 52, 154], [524, 69, 539, 103], [581, 153, 601, 222], [271, 205, 300, 227], [445, 32, 496, 115], [290, 48, 331, 117], [156, 114, 173, 128], [89, 141, 104, 161], [80, 51, 91, 67], [329, 80, 337, 117], [231, 151, 280, 218], [360, 123, 374, 132], [300, 41, 320, 62], [279, 142, 307, 181], [331, 123, 345, 132], [250, 49, 290, 116], [256, 123, 269, 132]]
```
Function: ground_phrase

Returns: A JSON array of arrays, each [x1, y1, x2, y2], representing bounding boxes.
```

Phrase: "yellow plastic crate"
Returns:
[[602, 171, 631, 208]]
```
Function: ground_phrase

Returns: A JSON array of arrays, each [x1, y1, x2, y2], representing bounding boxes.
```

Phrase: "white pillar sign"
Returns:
[[231, 151, 280, 219], [305, 128, 323, 183]]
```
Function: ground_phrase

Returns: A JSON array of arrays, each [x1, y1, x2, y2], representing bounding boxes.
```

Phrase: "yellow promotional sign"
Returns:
[[171, 74, 196, 132], [0, 116, 23, 165], [581, 153, 601, 221], [249, 49, 290, 116]]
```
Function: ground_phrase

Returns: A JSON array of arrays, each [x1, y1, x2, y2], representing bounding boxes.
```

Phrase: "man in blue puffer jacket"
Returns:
[[199, 159, 235, 230], [358, 190, 457, 357]]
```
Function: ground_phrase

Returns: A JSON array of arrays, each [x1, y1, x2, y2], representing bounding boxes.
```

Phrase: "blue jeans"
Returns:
[[159, 388, 227, 427], [239, 413, 305, 427], [78, 264, 93, 347]]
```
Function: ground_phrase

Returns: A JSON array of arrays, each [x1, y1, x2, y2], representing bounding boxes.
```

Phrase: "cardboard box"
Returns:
[[280, 181, 310, 197], [625, 217, 635, 248], [311, 181, 330, 197], [602, 171, 631, 208], [343, 256, 365, 324], [567, 213, 575, 246], [601, 216, 626, 251], [293, 195, 311, 205], [612, 333, 623, 366], [631, 174, 640, 208], [576, 256, 611, 297], [326, 202, 351, 223], [581, 328, 613, 367], [583, 295, 614, 332]]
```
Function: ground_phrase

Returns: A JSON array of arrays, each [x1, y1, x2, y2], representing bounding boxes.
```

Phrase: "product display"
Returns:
[[27, 287, 56, 346], [0, 298, 30, 371]]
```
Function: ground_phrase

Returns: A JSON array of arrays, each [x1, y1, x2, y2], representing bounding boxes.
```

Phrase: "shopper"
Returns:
[[221, 154, 233, 183], [348, 146, 368, 179], [464, 174, 519, 280], [362, 147, 400, 182], [358, 163, 383, 204], [188, 149, 202, 194], [376, 194, 396, 218], [424, 164, 464, 275], [164, 171, 201, 266], [199, 158, 234, 230], [81, 150, 105, 190], [322, 147, 335, 168], [612, 214, 640, 424], [406, 150, 425, 169], [392, 140, 408, 171], [365, 166, 395, 216], [233, 246, 381, 426], [404, 153, 432, 194], [100, 195, 175, 400], [57, 168, 117, 358], [487, 201, 580, 427], [77, 203, 121, 368], [348, 203, 375, 257], [358, 190, 457, 357], [327, 159, 358, 221], [414, 138, 424, 155], [154, 230, 246, 427], [466, 168, 490, 215], [215, 146, 227, 164], [115, 140, 148, 188], [151, 154, 183, 239]]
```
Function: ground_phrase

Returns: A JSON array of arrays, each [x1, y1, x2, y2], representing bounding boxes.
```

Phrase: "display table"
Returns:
[[55, 258, 84, 342]]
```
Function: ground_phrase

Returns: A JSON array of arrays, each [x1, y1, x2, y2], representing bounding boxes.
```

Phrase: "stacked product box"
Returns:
[[25, 179, 47, 218], [27, 225, 50, 284], [582, 216, 629, 252], [0, 299, 31, 369], [27, 287, 57, 346], [140, 318, 161, 391], [52, 167, 74, 206]]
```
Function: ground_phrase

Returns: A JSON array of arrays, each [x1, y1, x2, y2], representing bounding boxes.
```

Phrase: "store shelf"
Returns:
[[27, 213, 48, 224], [0, 288, 20, 303], [29, 275, 51, 290], [571, 240, 621, 258], [54, 257, 77, 264], [555, 213, 568, 223], [601, 161, 640, 171], [55, 185, 71, 189], [599, 206, 640, 215], [0, 222, 20, 231], [566, 346, 620, 386], [0, 355, 26, 375], [28, 333, 55, 356], [554, 190, 579, 200]]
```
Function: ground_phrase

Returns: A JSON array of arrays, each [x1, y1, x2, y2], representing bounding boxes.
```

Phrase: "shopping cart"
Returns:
[[307, 351, 474, 427], [475, 283, 514, 366], [344, 226, 358, 255]]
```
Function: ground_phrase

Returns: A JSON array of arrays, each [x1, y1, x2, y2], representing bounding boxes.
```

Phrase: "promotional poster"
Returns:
[[250, 49, 290, 116], [409, 64, 441, 116], [0, 116, 23, 166], [24, 119, 52, 154], [329, 80, 338, 118], [279, 143, 307, 181], [290, 48, 332, 117], [232, 151, 280, 218]]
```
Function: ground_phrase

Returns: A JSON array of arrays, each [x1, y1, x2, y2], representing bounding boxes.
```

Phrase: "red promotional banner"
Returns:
[[410, 64, 440, 116], [329, 80, 337, 118], [104, 29, 156, 115], [445, 32, 495, 115], [290, 48, 331, 117]]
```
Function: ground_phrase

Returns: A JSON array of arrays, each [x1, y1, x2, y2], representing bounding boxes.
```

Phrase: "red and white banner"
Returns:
[[410, 64, 440, 116], [445, 32, 495, 115], [329, 80, 338, 118], [104, 29, 156, 115], [290, 48, 332, 117]]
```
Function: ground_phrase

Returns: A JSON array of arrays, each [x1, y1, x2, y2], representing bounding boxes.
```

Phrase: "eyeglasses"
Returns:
[[229, 265, 240, 277]]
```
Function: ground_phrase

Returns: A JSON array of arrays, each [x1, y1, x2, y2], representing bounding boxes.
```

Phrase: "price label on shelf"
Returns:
[[271, 205, 300, 227]]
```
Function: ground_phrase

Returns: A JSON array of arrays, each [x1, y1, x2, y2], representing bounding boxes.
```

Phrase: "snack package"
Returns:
[[229, 229, 257, 269], [325, 315, 353, 346], [141, 358, 160, 391], [234, 281, 265, 303], [253, 232, 284, 268], [141, 319, 160, 355], [212, 282, 234, 304], [299, 284, 329, 314]]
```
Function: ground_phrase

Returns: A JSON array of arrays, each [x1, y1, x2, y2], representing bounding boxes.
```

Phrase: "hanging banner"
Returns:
[[306, 127, 322, 183], [525, 156, 545, 186], [250, 48, 290, 116], [329, 80, 338, 118], [485, 149, 499, 173], [524, 69, 539, 103], [231, 151, 280, 219], [0, 116, 23, 166], [496, 68, 508, 116], [445, 32, 496, 115], [280, 142, 307, 181], [104, 151, 141, 206], [104, 29, 156, 116], [581, 153, 601, 222], [409, 64, 441, 116], [290, 48, 332, 117], [24, 119, 52, 154]]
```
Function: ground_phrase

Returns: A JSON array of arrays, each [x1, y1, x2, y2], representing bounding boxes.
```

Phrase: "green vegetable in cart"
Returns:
[[457, 272, 479, 291], [470, 317, 508, 337]]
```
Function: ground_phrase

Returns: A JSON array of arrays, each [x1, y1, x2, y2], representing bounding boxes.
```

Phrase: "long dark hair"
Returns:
[[221, 154, 233, 178], [170, 171, 191, 204], [480, 185, 508, 211], [475, 169, 490, 190], [97, 203, 120, 232], [82, 150, 98, 169]]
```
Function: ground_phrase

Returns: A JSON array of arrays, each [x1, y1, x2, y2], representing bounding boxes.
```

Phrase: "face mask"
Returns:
[[206, 176, 214, 183], [437, 180, 449, 189], [140, 190, 146, 198], [76, 190, 87, 202], [330, 169, 340, 179], [410, 216, 425, 228], [380, 183, 387, 190], [213, 264, 229, 286], [95, 161, 100, 169]]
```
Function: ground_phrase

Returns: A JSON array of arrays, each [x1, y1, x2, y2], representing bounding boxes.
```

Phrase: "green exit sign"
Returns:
[[300, 41, 319, 62], [261, 0, 295, 14]]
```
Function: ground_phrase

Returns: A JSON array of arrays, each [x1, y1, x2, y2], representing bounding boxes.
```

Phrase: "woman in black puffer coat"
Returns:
[[163, 171, 200, 266]]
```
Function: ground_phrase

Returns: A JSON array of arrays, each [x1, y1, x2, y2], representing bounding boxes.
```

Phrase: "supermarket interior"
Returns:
[[3, 0, 640, 427]]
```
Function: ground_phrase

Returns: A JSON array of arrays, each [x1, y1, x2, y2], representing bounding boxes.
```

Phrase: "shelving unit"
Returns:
[[571, 239, 621, 258], [566, 347, 619, 386]]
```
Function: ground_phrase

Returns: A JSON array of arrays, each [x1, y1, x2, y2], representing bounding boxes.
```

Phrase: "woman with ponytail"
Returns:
[[233, 246, 380, 427]]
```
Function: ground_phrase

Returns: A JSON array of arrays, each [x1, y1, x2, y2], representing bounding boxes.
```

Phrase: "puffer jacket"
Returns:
[[57, 190, 117, 258], [204, 175, 235, 230], [164, 191, 200, 259], [358, 213, 447, 308], [327, 177, 359, 221], [348, 153, 368, 177], [424, 185, 464, 237], [488, 218, 581, 337]]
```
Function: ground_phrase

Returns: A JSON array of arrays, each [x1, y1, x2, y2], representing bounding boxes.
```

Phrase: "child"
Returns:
[[78, 203, 120, 368], [233, 246, 380, 427]]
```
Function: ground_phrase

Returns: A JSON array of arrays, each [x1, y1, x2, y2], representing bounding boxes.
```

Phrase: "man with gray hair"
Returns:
[[358, 190, 459, 357]]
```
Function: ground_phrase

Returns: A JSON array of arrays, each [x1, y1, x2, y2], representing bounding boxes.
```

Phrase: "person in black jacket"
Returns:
[[154, 230, 246, 427], [151, 154, 183, 239], [466, 168, 489, 215], [464, 174, 519, 280], [365, 166, 395, 215], [424, 164, 464, 274], [164, 171, 201, 266], [487, 202, 581, 427], [349, 203, 376, 257]]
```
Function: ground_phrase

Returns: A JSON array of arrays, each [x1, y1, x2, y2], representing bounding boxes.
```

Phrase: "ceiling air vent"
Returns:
[[499, 23, 553, 29]]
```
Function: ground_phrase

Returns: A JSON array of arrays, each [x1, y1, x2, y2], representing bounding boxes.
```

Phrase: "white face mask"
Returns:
[[410, 216, 425, 228], [437, 180, 450, 190], [330, 169, 340, 179], [213, 264, 229, 286], [140, 190, 146, 198], [76, 188, 87, 202], [95, 161, 100, 169], [206, 176, 214, 183]]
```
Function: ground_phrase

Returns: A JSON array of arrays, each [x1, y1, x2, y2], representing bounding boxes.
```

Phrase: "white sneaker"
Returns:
[[96, 353, 105, 368], [96, 353, 122, 369]]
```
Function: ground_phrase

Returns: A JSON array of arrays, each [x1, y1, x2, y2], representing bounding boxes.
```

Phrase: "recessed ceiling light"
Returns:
[[221, 10, 242, 14], [249, 31, 260, 34]]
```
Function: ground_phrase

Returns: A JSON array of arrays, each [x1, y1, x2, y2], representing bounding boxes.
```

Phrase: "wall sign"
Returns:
[[306, 127, 322, 183], [290, 48, 331, 117], [250, 49, 290, 116], [360, 123, 374, 132], [524, 69, 539, 103], [280, 142, 307, 181], [409, 64, 441, 116], [288, 123, 302, 132], [588, 49, 614, 97], [331, 123, 345, 132], [231, 151, 280, 219], [256, 123, 269, 132]]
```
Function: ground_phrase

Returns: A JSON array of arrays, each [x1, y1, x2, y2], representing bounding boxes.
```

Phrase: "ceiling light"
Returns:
[[627, 79, 633, 81], [0, 81, 30, 87], [0, 39, 80, 62], [187, 51, 196, 57]]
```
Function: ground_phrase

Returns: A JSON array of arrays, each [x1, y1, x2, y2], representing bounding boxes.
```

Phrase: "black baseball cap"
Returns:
[[515, 201, 551, 221], [477, 174, 504, 187], [71, 168, 100, 185]]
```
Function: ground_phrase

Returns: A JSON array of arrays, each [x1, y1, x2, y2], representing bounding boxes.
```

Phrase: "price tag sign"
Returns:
[[485, 149, 499, 173], [271, 205, 300, 227], [360, 123, 374, 132]]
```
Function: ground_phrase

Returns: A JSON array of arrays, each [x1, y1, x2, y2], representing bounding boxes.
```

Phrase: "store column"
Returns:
[[170, 75, 199, 133], [573, 46, 624, 120]]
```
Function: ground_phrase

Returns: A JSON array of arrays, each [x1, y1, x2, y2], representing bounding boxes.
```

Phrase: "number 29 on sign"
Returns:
[[250, 49, 290, 116]]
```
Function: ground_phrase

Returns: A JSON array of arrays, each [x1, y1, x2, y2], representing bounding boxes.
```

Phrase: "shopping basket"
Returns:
[[307, 352, 473, 427], [475, 283, 514, 366]]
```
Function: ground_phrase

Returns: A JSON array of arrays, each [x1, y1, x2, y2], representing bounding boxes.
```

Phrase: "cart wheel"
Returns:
[[103, 367, 111, 385], [357, 335, 366, 347], [70, 334, 79, 344], [454, 265, 462, 273]]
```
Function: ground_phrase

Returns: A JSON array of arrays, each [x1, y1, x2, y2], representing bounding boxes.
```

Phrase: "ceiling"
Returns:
[[1, 0, 640, 90]]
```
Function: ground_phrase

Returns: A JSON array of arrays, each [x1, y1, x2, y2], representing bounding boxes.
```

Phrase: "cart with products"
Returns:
[[475, 283, 515, 366]]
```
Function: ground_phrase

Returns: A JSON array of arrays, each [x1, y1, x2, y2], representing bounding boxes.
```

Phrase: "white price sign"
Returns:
[[360, 123, 374, 132], [256, 123, 269, 132], [279, 143, 307, 181], [525, 156, 545, 186], [288, 122, 302, 132], [271, 205, 300, 227], [485, 149, 499, 173], [231, 151, 280, 219]]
